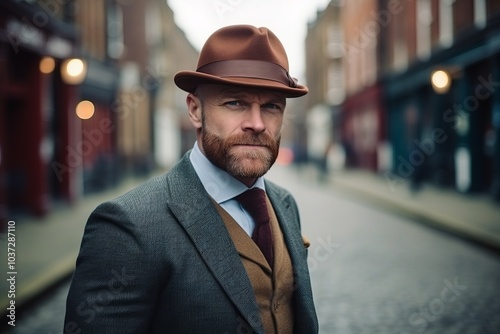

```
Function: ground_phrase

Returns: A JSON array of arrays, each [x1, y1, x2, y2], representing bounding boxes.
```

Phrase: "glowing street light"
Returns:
[[431, 69, 451, 94], [61, 58, 87, 84]]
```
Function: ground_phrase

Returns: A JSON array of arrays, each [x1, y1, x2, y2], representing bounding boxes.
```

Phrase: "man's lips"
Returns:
[[234, 144, 269, 148]]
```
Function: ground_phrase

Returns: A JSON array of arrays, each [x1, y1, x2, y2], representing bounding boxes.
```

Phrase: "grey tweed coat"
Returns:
[[64, 152, 318, 334]]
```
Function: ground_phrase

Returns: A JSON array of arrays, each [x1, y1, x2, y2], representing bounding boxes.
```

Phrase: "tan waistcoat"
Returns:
[[213, 197, 295, 334]]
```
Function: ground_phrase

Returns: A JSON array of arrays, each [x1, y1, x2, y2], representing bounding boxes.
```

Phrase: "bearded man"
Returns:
[[64, 25, 318, 334]]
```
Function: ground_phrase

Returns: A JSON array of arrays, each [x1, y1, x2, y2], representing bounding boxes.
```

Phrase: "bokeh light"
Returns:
[[431, 70, 451, 93], [39, 56, 55, 74], [61, 58, 87, 84], [76, 100, 95, 120]]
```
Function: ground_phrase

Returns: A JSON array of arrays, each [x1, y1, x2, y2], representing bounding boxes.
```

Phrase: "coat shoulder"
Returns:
[[103, 154, 197, 213], [264, 179, 298, 207]]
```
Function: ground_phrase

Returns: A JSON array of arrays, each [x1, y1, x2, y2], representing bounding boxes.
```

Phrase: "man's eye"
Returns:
[[225, 101, 241, 107], [263, 103, 281, 110]]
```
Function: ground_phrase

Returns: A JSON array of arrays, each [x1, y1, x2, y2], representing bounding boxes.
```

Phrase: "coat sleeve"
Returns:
[[64, 200, 164, 333]]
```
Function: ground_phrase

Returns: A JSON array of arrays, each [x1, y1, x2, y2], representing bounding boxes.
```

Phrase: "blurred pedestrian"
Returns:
[[64, 25, 318, 334]]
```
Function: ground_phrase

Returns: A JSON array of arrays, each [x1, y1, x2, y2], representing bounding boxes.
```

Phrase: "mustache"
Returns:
[[225, 133, 276, 148]]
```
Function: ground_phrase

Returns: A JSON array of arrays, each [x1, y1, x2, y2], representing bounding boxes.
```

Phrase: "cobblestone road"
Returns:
[[277, 166, 500, 333]]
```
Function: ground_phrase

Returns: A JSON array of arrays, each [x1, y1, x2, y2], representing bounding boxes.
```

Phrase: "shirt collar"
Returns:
[[189, 141, 265, 204]]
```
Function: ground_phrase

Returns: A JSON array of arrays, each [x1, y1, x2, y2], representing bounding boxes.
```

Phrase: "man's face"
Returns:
[[188, 84, 287, 186]]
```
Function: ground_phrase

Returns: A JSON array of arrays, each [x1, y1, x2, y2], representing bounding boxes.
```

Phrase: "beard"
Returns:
[[201, 126, 281, 180]]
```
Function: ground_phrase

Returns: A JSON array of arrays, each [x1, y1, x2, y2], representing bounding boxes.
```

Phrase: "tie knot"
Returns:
[[235, 188, 269, 226]]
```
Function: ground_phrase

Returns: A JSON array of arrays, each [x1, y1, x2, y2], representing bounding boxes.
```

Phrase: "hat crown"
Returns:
[[196, 25, 289, 71]]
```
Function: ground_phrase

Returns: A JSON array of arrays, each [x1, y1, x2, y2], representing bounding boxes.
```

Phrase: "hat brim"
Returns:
[[174, 70, 308, 98]]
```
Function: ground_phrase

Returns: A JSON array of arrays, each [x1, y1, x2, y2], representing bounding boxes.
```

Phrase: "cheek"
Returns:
[[267, 116, 284, 136], [204, 116, 238, 137]]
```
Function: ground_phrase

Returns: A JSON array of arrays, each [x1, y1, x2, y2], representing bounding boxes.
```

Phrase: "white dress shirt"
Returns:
[[189, 141, 266, 236]]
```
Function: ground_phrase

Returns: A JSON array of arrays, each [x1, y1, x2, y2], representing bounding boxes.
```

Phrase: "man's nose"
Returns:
[[242, 105, 266, 132]]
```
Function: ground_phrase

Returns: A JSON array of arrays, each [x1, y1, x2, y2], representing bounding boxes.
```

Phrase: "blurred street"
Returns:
[[3, 164, 500, 334]]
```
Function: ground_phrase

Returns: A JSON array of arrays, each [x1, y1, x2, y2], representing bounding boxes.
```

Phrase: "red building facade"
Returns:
[[0, 1, 80, 220], [0, 0, 200, 226]]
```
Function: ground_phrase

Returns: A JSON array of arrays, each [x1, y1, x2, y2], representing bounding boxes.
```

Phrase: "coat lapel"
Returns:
[[264, 180, 304, 270], [165, 154, 265, 334], [265, 180, 318, 333]]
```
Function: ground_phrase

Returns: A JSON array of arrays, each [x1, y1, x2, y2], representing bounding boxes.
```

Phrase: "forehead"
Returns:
[[197, 84, 287, 101]]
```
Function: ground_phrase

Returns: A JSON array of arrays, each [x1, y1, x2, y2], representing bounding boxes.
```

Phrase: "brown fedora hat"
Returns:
[[174, 25, 308, 98]]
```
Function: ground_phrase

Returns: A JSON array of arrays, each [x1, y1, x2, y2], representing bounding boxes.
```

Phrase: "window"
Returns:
[[417, 0, 432, 59], [439, 0, 454, 47], [474, 0, 487, 28]]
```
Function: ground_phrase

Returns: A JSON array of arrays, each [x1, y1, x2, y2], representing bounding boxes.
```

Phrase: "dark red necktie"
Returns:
[[235, 188, 274, 266]]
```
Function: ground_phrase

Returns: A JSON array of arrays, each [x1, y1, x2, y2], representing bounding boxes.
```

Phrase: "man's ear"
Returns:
[[186, 93, 202, 129]]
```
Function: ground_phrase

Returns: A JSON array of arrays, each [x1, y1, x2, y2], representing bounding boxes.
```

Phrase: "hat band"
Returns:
[[197, 60, 298, 88]]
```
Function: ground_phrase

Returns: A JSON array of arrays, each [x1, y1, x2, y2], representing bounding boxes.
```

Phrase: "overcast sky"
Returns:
[[166, 0, 331, 81]]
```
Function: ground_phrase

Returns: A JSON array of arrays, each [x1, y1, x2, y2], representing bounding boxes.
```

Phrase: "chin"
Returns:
[[228, 158, 272, 179]]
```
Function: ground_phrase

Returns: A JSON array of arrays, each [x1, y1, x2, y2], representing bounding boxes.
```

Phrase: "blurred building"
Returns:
[[139, 1, 199, 165], [381, 0, 500, 198], [306, 0, 500, 201], [116, 0, 198, 176], [306, 0, 386, 173], [304, 3, 341, 171], [75, 0, 121, 194], [0, 0, 81, 220], [0, 0, 198, 224], [341, 0, 385, 171]]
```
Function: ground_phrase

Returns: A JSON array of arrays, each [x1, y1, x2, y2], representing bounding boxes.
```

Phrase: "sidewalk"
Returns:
[[2, 165, 500, 314], [313, 166, 500, 251]]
